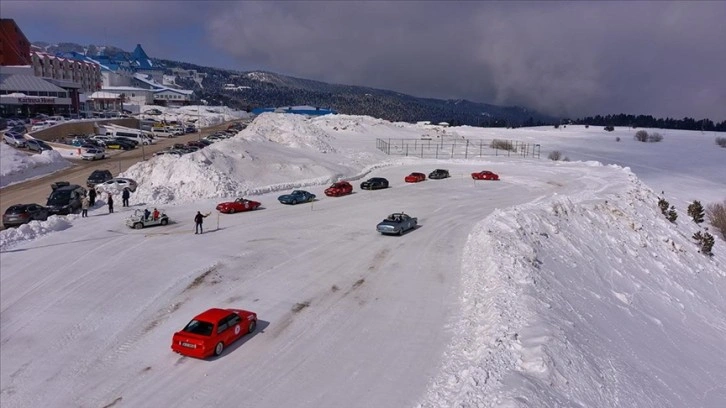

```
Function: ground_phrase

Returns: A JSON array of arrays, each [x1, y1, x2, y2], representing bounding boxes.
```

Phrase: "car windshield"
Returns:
[[291, 190, 302, 195], [182, 319, 214, 336], [5, 205, 28, 214], [47, 190, 71, 206]]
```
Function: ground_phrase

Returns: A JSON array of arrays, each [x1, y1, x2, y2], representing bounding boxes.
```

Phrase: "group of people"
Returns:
[[79, 187, 132, 217], [143, 208, 161, 221]]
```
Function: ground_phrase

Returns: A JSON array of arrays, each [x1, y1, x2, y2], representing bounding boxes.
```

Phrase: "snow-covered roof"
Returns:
[[89, 91, 121, 99]]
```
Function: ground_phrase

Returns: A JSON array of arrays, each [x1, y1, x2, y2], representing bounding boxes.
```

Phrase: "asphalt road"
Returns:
[[0, 121, 239, 229]]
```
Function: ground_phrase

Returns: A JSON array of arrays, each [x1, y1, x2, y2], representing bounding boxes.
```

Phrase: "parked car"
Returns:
[[278, 190, 316, 205], [46, 182, 86, 215], [376, 213, 418, 236], [86, 169, 113, 187], [81, 148, 106, 161], [405, 172, 426, 183], [3, 203, 50, 228], [96, 177, 138, 193], [216, 198, 261, 214], [171, 308, 257, 358], [125, 209, 169, 229], [324, 181, 353, 197], [360, 177, 389, 190], [3, 132, 27, 148], [104, 138, 135, 150], [471, 170, 500, 181], [25, 139, 52, 152], [428, 169, 450, 179]]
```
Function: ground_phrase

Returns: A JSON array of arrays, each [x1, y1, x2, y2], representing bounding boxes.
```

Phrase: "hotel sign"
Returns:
[[18, 97, 56, 104], [0, 95, 69, 105]]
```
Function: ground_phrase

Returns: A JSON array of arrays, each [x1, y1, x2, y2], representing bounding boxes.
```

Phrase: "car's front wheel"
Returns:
[[214, 341, 224, 356], [134, 223, 143, 229], [160, 219, 168, 225], [291, 199, 297, 205], [229, 208, 236, 214], [248, 319, 256, 333]]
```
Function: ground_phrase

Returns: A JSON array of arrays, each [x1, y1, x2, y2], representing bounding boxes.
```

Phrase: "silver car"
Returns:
[[3, 132, 27, 147], [376, 213, 418, 235]]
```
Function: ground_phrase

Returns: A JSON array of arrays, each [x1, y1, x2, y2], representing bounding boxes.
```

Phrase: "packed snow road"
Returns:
[[1, 161, 587, 408]]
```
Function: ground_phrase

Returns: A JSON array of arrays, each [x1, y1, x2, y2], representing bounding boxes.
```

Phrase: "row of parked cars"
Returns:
[[152, 124, 247, 157], [2, 172, 138, 228], [3, 131, 54, 152]]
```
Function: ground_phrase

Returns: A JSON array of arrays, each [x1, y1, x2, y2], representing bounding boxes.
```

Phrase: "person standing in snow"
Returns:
[[194, 211, 209, 234], [107, 194, 114, 214], [81, 194, 90, 218], [122, 188, 130, 207], [89, 187, 97, 206]]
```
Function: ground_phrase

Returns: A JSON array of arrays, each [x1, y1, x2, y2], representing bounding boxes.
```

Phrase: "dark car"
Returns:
[[25, 139, 53, 152], [278, 190, 316, 205], [360, 177, 389, 190], [3, 204, 50, 228], [428, 169, 450, 179], [376, 213, 418, 236], [46, 183, 87, 215], [86, 170, 113, 188]]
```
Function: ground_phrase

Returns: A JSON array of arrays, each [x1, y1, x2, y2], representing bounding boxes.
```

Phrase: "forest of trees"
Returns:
[[572, 114, 726, 132]]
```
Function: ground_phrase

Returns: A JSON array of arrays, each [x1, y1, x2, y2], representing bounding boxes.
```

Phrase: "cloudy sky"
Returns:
[[5, 1, 726, 120]]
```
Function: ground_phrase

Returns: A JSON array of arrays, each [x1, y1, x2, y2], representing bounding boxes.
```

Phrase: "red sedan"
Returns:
[[471, 170, 500, 181], [171, 308, 257, 358], [324, 181, 353, 197], [216, 198, 261, 213], [405, 172, 426, 183]]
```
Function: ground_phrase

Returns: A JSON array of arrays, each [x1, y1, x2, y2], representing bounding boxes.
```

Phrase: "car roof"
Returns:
[[194, 308, 231, 323]]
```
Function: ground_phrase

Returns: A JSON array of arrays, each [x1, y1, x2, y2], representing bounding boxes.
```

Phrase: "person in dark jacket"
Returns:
[[122, 188, 130, 207], [107, 194, 114, 213], [194, 211, 209, 234], [88, 188, 97, 206]]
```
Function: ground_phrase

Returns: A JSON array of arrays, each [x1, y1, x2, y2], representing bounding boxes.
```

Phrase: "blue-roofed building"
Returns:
[[251, 105, 337, 117]]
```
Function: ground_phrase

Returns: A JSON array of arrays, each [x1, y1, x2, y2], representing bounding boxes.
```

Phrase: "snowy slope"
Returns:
[[0, 143, 70, 188], [1, 114, 725, 408]]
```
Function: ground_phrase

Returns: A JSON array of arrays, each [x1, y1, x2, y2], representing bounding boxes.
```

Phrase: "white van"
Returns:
[[151, 127, 176, 138], [100, 126, 155, 145], [30, 120, 58, 132]]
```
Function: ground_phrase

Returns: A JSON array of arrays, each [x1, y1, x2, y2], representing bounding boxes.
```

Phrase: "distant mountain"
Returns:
[[32, 41, 555, 126]]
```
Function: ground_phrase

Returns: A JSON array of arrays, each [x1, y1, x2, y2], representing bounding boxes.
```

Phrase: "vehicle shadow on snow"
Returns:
[[378, 224, 423, 236], [207, 319, 271, 361]]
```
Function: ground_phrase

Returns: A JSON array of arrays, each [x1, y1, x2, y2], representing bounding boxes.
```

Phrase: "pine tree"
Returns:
[[693, 231, 715, 256], [687, 200, 705, 224], [658, 198, 669, 215], [667, 206, 678, 223]]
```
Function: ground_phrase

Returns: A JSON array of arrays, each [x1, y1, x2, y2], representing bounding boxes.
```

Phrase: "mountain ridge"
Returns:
[[32, 41, 554, 126]]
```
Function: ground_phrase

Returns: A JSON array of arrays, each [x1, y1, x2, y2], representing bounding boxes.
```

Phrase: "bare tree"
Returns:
[[707, 200, 726, 239], [634, 130, 649, 142], [548, 151, 563, 161]]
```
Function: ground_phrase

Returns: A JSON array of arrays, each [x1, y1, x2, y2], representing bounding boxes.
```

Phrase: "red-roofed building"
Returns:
[[0, 19, 31, 66]]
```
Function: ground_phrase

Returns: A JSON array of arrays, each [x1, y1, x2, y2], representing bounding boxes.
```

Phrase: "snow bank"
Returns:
[[419, 167, 726, 407], [140, 105, 250, 128], [0, 216, 75, 248], [120, 114, 395, 204], [0, 143, 71, 188]]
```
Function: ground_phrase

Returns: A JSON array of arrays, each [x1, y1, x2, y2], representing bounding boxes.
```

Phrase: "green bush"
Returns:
[[687, 200, 705, 224], [693, 231, 715, 256]]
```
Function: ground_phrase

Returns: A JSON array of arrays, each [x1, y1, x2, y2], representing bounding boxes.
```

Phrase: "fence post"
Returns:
[[465, 139, 469, 158], [405, 144, 408, 157], [436, 144, 439, 159], [480, 140, 482, 157]]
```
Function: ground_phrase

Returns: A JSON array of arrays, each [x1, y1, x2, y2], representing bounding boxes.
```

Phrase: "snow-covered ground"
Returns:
[[0, 143, 70, 188], [1, 114, 725, 408]]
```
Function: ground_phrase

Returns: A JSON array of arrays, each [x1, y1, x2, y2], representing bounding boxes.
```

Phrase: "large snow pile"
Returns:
[[0, 143, 71, 188], [140, 105, 250, 128], [419, 166, 726, 407], [121, 114, 400, 204], [0, 216, 75, 248]]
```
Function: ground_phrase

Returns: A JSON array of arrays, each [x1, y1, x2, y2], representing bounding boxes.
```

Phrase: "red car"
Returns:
[[471, 170, 500, 181], [405, 172, 426, 183], [171, 308, 257, 358], [216, 198, 261, 213], [324, 181, 353, 197]]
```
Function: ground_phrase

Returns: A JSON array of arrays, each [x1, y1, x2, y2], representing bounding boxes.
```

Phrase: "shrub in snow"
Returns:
[[707, 200, 726, 239], [585, 124, 589, 128], [715, 136, 726, 148], [667, 205, 678, 223], [692, 231, 715, 256], [647, 132, 663, 142], [634, 130, 649, 142], [548, 151, 562, 161], [687, 200, 705, 224], [553, 124, 560, 129], [491, 139, 515, 151], [658, 197, 670, 215], [616, 137, 621, 142], [604, 125, 614, 132]]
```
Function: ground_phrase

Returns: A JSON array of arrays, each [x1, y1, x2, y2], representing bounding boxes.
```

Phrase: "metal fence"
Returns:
[[376, 137, 541, 159]]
